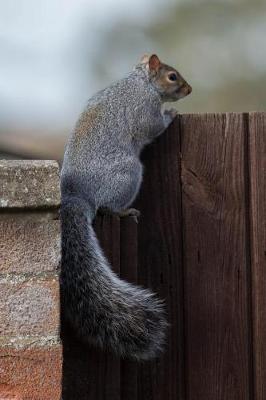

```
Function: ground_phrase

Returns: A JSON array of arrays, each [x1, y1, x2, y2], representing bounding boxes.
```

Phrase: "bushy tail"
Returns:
[[60, 195, 167, 360]]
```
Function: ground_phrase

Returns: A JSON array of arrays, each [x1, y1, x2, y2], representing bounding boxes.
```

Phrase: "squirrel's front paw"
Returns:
[[163, 108, 178, 127], [164, 108, 178, 119]]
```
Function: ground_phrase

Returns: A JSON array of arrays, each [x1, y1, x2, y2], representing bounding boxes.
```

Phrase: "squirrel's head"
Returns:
[[139, 54, 192, 102]]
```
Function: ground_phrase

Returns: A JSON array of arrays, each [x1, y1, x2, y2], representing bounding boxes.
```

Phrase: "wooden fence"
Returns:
[[62, 112, 266, 400]]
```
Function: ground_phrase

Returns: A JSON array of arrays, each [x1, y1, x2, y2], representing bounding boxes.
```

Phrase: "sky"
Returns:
[[0, 0, 265, 142], [0, 0, 175, 130]]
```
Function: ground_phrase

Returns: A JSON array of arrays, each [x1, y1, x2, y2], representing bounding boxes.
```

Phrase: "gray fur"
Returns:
[[61, 58, 190, 360]]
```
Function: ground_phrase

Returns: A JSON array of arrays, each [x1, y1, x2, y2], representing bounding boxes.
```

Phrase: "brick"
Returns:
[[0, 385, 22, 399], [0, 346, 62, 400], [0, 220, 60, 275], [0, 279, 60, 337], [0, 159, 62, 398], [0, 160, 60, 209]]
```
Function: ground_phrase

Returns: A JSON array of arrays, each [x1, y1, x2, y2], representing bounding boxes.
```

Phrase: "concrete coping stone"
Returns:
[[0, 160, 61, 209]]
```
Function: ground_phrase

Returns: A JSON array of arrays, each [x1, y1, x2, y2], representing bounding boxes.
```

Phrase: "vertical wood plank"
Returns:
[[180, 113, 251, 400], [249, 112, 266, 400], [134, 118, 185, 400], [92, 215, 121, 400], [62, 215, 121, 400], [120, 217, 138, 400]]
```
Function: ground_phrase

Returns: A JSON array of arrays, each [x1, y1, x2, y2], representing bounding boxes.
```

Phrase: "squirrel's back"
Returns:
[[62, 66, 161, 174]]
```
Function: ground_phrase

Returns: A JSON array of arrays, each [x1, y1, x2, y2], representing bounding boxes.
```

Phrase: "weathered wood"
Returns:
[[61, 112, 266, 400], [249, 112, 266, 400], [93, 216, 121, 400], [120, 218, 138, 400], [135, 118, 185, 400], [62, 216, 121, 400], [180, 113, 252, 400]]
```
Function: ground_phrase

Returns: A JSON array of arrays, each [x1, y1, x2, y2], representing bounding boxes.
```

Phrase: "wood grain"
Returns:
[[120, 217, 138, 400], [62, 216, 121, 400], [93, 216, 121, 400], [61, 113, 266, 400], [135, 117, 185, 400], [249, 112, 266, 400], [180, 113, 252, 400]]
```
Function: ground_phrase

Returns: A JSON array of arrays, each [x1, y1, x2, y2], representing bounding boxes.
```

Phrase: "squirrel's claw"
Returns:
[[98, 207, 140, 223]]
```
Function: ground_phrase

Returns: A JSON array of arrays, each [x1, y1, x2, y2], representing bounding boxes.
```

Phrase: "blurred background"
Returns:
[[0, 0, 265, 161]]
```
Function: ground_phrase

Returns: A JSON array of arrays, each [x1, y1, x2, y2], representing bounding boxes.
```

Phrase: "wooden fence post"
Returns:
[[180, 113, 251, 400]]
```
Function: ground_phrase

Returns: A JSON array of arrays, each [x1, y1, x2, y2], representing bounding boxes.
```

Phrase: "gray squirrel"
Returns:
[[60, 54, 192, 360]]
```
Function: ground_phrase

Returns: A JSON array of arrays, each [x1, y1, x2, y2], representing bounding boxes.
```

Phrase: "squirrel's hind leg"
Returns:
[[97, 159, 142, 215]]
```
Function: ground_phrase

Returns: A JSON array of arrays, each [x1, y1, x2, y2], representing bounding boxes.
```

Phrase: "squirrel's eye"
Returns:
[[168, 73, 177, 82]]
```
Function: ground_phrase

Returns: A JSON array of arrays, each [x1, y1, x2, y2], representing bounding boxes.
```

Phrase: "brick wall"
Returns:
[[0, 160, 62, 400]]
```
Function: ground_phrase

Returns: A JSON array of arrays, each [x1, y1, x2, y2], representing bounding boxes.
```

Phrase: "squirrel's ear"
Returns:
[[148, 54, 161, 73], [140, 54, 150, 64]]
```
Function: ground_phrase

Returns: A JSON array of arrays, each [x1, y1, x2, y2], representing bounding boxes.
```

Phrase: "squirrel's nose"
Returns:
[[186, 84, 192, 95]]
